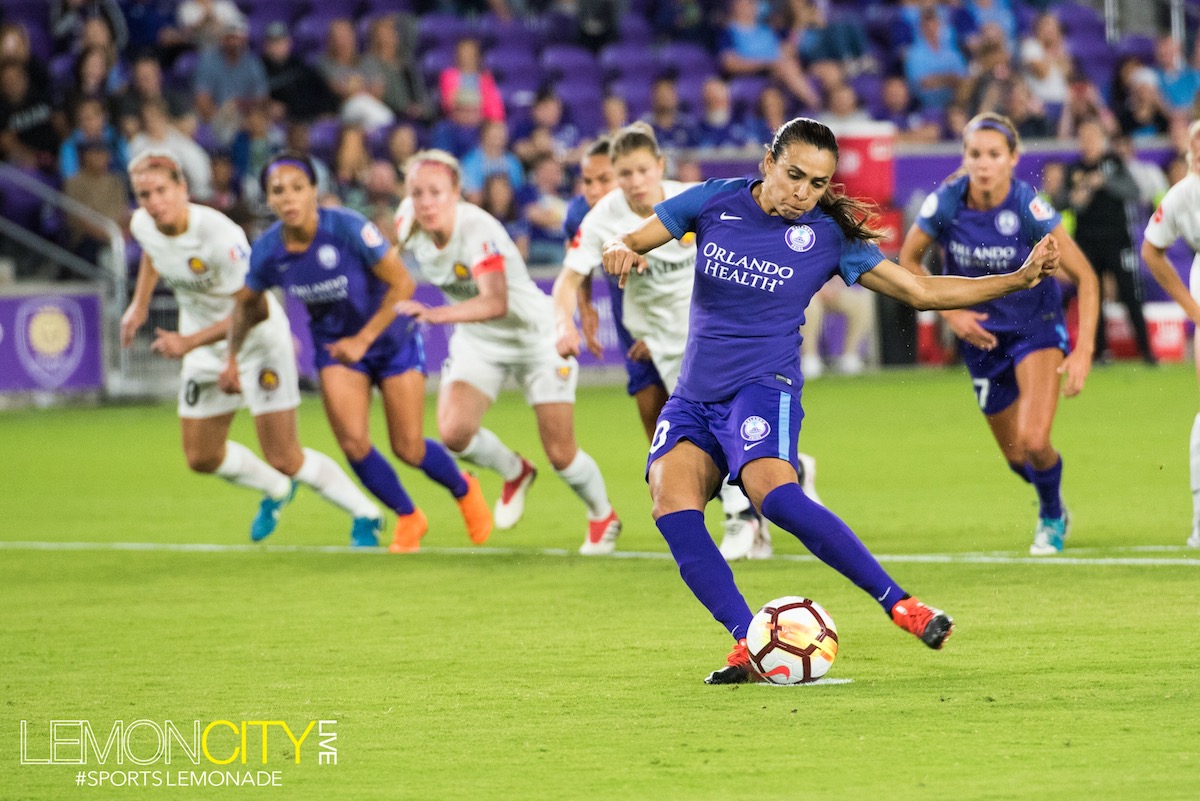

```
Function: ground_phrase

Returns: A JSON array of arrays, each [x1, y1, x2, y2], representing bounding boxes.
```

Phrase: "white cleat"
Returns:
[[494, 457, 536, 530], [801, 354, 824, 379], [580, 510, 621, 556], [798, 452, 823, 506], [1188, 525, 1200, 548], [836, 352, 865, 375], [746, 516, 773, 560], [718, 510, 757, 562]]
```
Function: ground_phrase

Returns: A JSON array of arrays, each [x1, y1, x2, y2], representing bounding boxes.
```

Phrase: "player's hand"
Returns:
[[1017, 234, 1059, 288], [119, 304, 147, 348], [627, 340, 653, 362], [942, 309, 997, 351], [556, 323, 582, 358], [578, 302, 603, 358], [394, 299, 437, 324], [601, 237, 647, 289], [1058, 348, 1092, 397], [325, 335, 370, 365], [217, 358, 241, 394], [150, 328, 192, 359]]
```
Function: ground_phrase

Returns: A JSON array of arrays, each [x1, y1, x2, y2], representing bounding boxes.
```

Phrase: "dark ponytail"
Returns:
[[768, 117, 884, 243]]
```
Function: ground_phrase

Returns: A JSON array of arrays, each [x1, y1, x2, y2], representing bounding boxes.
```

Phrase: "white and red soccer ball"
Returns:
[[746, 596, 839, 685]]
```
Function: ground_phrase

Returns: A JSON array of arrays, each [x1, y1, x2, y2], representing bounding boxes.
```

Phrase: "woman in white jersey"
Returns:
[[120, 150, 383, 545], [393, 149, 621, 555], [1141, 118, 1200, 546], [552, 122, 821, 562]]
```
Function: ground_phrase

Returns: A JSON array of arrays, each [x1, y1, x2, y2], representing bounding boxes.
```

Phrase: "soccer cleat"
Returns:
[[456, 473, 493, 544], [1030, 514, 1067, 555], [891, 596, 954, 649], [797, 452, 823, 506], [349, 516, 382, 548], [836, 352, 865, 375], [579, 509, 621, 555], [746, 516, 773, 560], [494, 457, 537, 530], [250, 480, 297, 542], [388, 508, 429, 554], [704, 638, 756, 684], [1188, 525, 1200, 548], [718, 509, 758, 561], [801, 353, 824, 379]]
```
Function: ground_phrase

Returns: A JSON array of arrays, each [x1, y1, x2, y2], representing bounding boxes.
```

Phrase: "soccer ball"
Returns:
[[746, 596, 839, 685]]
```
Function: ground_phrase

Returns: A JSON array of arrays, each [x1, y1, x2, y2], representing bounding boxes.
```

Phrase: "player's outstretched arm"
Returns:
[[860, 235, 1060, 311], [218, 286, 270, 394], [1143, 239, 1200, 325], [1051, 224, 1098, 397], [899, 223, 998, 350], [120, 253, 160, 348], [327, 247, 414, 365], [552, 267, 586, 358], [602, 215, 673, 289]]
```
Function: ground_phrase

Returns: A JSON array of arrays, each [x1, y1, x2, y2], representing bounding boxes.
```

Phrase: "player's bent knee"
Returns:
[[390, 438, 426, 467], [264, 451, 302, 476], [186, 453, 223, 474], [337, 437, 373, 463], [439, 427, 475, 454]]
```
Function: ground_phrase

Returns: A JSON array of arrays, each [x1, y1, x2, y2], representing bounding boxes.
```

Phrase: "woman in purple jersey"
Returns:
[[900, 112, 1099, 556], [220, 152, 493, 554], [602, 117, 1061, 683]]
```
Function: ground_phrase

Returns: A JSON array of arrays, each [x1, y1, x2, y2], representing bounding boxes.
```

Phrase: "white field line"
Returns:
[[1, 540, 1199, 566]]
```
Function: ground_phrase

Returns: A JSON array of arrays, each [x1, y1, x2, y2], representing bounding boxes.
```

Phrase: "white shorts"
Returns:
[[441, 335, 578, 405], [178, 331, 301, 419]]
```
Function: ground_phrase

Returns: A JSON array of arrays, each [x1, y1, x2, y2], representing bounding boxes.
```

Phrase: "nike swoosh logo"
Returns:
[[877, 588, 891, 603], [720, 212, 742, 221], [743, 441, 765, 451], [762, 665, 791, 679]]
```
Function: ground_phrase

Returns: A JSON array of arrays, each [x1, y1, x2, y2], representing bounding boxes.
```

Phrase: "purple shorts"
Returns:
[[314, 328, 426, 383], [646, 381, 803, 485], [960, 323, 1069, 415]]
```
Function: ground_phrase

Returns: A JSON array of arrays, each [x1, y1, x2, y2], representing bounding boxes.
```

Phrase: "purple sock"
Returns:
[[1030, 458, 1063, 519], [421, 439, 468, 497], [761, 483, 905, 613], [656, 510, 754, 640], [349, 448, 414, 515], [1008, 460, 1033, 483]]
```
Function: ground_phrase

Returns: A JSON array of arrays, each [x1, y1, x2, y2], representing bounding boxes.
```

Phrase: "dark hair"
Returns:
[[768, 117, 883, 242], [610, 121, 660, 162], [584, 136, 612, 161], [259, 150, 318, 192]]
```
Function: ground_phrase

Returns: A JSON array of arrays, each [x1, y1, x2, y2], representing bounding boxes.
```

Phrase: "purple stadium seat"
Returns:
[[307, 119, 343, 161], [1116, 34, 1156, 65], [170, 51, 200, 91], [192, 123, 220, 154], [364, 0, 414, 14], [607, 78, 653, 119], [485, 47, 541, 84], [560, 84, 605, 138], [367, 125, 394, 159], [540, 45, 599, 82], [478, 15, 545, 52], [417, 13, 477, 52], [49, 53, 75, 91], [242, 0, 309, 23], [849, 73, 883, 114], [0, 168, 50, 233], [728, 76, 770, 118], [540, 12, 578, 46], [420, 46, 458, 86], [22, 25, 53, 62], [1055, 2, 1105, 38], [599, 43, 659, 81], [656, 42, 716, 79], [675, 74, 708, 116], [616, 14, 654, 45], [292, 15, 334, 53]]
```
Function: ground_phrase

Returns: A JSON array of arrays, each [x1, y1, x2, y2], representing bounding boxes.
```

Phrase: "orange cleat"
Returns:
[[704, 638, 756, 684], [456, 473, 493, 545], [389, 508, 429, 554]]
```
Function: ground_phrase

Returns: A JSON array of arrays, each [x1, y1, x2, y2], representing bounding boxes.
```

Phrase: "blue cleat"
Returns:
[[1030, 514, 1066, 555], [250, 481, 297, 542], [350, 516, 382, 548]]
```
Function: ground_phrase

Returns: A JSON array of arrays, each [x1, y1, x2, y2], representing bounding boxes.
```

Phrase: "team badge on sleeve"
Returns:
[[1028, 195, 1055, 222], [784, 225, 815, 253], [228, 244, 249, 264], [1152, 205, 1164, 224], [361, 222, 385, 248], [919, 193, 938, 218]]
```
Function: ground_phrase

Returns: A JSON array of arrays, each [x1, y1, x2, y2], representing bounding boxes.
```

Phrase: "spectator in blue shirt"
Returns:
[[1153, 35, 1200, 114], [59, 96, 129, 179], [193, 18, 267, 123], [461, 120, 525, 204], [904, 8, 967, 110]]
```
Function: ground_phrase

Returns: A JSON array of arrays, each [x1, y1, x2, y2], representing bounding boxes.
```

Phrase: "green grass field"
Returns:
[[2, 362, 1199, 800]]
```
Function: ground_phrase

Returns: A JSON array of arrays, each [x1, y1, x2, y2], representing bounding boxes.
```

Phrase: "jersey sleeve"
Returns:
[[561, 204, 605, 276], [1016, 182, 1061, 242], [562, 195, 589, 240], [210, 214, 253, 283], [654, 178, 747, 240], [246, 233, 276, 292], [1143, 188, 1181, 249], [336, 210, 391, 269], [839, 237, 886, 286], [461, 212, 508, 277], [394, 197, 415, 245], [914, 183, 954, 239]]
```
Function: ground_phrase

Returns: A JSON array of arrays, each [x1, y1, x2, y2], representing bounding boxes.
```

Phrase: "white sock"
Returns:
[[215, 441, 291, 500], [453, 428, 523, 480], [294, 447, 379, 519], [556, 449, 612, 519], [719, 479, 752, 517], [1190, 413, 1200, 527]]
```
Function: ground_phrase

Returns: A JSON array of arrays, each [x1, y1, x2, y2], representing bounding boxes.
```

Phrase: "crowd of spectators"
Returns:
[[0, 0, 1198, 281]]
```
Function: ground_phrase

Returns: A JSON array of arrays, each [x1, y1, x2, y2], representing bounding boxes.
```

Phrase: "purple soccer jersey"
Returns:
[[248, 206, 422, 376], [916, 175, 1063, 334], [654, 178, 884, 403]]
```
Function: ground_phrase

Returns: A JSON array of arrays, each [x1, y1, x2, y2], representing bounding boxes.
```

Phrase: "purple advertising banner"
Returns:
[[0, 290, 104, 393], [286, 275, 626, 381]]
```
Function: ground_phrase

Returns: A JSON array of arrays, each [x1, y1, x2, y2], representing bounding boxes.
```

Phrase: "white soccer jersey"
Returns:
[[131, 203, 289, 375], [1144, 173, 1200, 298], [397, 199, 555, 362], [563, 181, 697, 390]]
